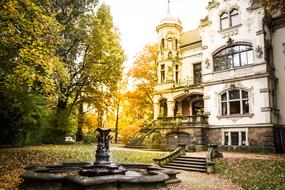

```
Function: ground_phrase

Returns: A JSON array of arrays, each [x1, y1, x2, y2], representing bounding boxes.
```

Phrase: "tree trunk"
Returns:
[[114, 98, 120, 143], [76, 103, 84, 141]]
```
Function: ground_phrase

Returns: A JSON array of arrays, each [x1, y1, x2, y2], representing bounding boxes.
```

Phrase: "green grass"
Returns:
[[215, 158, 285, 190], [1, 144, 284, 190], [0, 144, 165, 189]]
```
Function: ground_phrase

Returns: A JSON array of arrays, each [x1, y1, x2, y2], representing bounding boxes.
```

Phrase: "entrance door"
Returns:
[[181, 99, 190, 116], [166, 133, 178, 150], [166, 133, 190, 150], [160, 99, 168, 118]]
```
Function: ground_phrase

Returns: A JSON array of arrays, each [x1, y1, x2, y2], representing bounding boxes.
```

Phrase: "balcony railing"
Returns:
[[156, 115, 208, 127]]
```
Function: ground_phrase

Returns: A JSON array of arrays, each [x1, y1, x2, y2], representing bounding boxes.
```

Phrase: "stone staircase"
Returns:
[[162, 155, 207, 172], [125, 121, 157, 149]]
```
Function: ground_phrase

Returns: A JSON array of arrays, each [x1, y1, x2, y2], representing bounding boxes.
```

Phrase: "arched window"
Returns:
[[220, 9, 240, 30], [175, 64, 179, 83], [230, 9, 240, 27], [161, 38, 165, 50], [160, 64, 165, 83], [167, 37, 172, 49], [221, 89, 249, 115], [220, 12, 229, 30], [159, 99, 168, 118], [213, 44, 253, 71]]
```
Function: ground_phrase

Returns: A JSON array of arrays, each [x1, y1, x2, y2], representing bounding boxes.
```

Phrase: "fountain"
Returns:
[[20, 128, 180, 190]]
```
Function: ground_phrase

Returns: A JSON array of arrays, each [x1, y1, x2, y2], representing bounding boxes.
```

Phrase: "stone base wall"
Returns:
[[207, 126, 277, 153], [273, 126, 285, 153], [157, 127, 208, 151], [207, 128, 221, 145], [248, 127, 274, 146], [155, 125, 282, 153]]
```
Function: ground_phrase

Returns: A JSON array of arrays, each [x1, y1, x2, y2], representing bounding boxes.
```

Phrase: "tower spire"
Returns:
[[167, 0, 170, 14]]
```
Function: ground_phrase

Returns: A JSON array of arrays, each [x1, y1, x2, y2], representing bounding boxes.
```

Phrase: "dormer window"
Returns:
[[220, 9, 240, 30]]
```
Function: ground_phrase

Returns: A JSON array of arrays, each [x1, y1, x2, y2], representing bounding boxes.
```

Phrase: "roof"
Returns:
[[159, 12, 182, 25], [180, 29, 201, 47]]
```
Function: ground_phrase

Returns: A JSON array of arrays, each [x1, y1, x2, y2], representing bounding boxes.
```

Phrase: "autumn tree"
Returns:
[[128, 43, 158, 120], [110, 43, 157, 143], [253, 0, 284, 15], [0, 0, 62, 146], [0, 0, 125, 145], [45, 2, 125, 142]]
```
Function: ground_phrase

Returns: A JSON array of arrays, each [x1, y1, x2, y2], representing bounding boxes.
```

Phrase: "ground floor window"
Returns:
[[223, 130, 248, 146]]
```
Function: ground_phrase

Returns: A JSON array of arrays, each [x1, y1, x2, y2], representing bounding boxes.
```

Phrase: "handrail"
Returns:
[[206, 144, 223, 162], [153, 147, 184, 166], [127, 120, 157, 146], [205, 144, 223, 173]]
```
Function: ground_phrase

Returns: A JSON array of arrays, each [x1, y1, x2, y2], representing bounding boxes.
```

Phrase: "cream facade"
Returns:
[[153, 0, 285, 152]]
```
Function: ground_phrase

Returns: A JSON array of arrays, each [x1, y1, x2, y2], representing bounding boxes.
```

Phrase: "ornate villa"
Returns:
[[152, 0, 285, 152]]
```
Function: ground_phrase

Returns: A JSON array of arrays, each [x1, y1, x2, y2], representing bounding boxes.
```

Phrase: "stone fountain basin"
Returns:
[[20, 163, 179, 190]]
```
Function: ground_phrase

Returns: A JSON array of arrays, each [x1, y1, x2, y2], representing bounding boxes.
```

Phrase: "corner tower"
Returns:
[[156, 1, 183, 84]]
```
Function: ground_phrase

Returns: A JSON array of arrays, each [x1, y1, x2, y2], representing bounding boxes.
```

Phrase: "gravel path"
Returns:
[[168, 171, 244, 190]]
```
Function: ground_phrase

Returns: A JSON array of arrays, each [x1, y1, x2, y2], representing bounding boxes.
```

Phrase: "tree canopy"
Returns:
[[0, 0, 125, 146]]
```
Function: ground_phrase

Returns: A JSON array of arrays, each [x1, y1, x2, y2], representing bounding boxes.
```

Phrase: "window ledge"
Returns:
[[217, 113, 254, 119], [221, 145, 249, 147], [212, 62, 267, 74], [218, 24, 242, 33]]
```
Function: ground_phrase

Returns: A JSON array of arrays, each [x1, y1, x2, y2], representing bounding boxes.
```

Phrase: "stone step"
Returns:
[[179, 156, 206, 160], [165, 162, 207, 169], [175, 157, 206, 162], [162, 165, 207, 172], [171, 160, 207, 165]]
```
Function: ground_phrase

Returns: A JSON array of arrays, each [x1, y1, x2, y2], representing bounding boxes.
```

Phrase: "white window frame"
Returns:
[[221, 128, 249, 146], [220, 89, 250, 115]]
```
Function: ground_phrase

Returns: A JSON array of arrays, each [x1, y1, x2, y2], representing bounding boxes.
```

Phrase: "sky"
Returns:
[[101, 0, 209, 71]]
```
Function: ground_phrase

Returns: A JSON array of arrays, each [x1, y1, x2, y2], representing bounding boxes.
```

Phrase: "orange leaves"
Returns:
[[128, 43, 158, 86], [120, 119, 145, 143], [110, 43, 158, 143], [82, 113, 98, 134]]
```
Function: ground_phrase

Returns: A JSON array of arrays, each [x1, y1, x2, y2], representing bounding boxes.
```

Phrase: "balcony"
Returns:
[[156, 115, 208, 128]]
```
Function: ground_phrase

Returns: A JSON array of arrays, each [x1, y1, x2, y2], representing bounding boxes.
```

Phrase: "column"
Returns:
[[167, 101, 175, 117], [176, 101, 182, 116], [154, 103, 160, 120]]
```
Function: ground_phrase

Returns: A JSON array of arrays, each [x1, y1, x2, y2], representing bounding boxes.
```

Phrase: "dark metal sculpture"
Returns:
[[95, 128, 113, 164]]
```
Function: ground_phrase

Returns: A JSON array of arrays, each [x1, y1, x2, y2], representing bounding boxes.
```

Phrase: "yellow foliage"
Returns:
[[82, 113, 98, 135], [120, 119, 144, 143]]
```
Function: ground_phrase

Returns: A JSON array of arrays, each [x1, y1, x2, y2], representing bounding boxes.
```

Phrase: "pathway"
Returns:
[[168, 171, 244, 190], [111, 146, 285, 190]]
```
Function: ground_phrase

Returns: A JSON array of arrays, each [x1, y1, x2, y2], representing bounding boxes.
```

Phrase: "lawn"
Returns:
[[0, 144, 165, 189], [0, 144, 285, 190], [215, 157, 285, 190]]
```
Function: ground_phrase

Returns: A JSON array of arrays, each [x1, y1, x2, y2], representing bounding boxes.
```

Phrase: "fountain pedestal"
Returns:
[[94, 128, 112, 165]]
